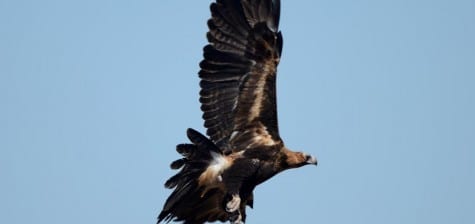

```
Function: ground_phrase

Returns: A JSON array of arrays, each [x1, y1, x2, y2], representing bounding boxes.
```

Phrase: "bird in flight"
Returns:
[[157, 0, 317, 223]]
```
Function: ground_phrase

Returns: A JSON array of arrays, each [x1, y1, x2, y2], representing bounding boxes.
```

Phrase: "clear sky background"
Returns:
[[1, 0, 474, 223]]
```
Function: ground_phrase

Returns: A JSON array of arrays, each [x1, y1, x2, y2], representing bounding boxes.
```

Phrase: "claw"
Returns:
[[226, 194, 241, 213], [229, 211, 242, 224]]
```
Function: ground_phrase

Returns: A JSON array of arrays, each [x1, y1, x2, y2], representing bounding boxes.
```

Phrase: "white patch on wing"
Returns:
[[209, 152, 228, 174], [230, 131, 239, 141], [245, 126, 277, 149], [198, 152, 231, 186], [246, 135, 275, 149], [248, 62, 275, 123]]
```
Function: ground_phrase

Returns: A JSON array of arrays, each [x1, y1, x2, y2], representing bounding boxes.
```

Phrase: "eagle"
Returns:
[[157, 0, 317, 223]]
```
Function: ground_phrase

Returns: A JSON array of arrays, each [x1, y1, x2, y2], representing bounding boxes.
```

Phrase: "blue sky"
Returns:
[[1, 0, 474, 223]]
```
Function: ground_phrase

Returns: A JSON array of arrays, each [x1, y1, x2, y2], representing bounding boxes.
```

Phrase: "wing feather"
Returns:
[[200, 0, 283, 151]]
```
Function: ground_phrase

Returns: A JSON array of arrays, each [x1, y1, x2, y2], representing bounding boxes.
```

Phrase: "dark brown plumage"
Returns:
[[158, 0, 317, 223]]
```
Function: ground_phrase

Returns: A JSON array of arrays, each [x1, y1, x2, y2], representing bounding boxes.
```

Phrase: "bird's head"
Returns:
[[304, 153, 318, 166], [281, 148, 318, 169]]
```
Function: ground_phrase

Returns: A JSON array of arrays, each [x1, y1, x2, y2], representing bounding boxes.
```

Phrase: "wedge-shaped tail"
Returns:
[[158, 129, 231, 224]]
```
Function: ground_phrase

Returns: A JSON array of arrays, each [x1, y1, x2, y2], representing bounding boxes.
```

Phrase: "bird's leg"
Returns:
[[222, 177, 243, 213], [226, 194, 241, 212], [222, 158, 259, 213], [228, 211, 243, 224]]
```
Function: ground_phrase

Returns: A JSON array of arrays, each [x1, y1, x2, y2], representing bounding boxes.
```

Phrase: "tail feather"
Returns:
[[175, 144, 195, 158], [169, 158, 186, 170], [186, 128, 220, 154], [158, 128, 228, 224]]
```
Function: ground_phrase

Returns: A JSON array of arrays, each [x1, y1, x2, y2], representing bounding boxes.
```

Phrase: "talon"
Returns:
[[229, 211, 242, 224], [226, 194, 241, 213]]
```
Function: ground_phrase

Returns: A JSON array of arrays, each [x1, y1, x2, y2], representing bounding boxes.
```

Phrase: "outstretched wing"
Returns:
[[199, 0, 284, 152]]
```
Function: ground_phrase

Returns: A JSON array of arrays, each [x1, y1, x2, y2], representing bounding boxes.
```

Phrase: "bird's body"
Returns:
[[157, 0, 317, 223]]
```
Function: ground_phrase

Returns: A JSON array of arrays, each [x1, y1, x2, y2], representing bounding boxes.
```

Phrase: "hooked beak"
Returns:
[[306, 155, 318, 166]]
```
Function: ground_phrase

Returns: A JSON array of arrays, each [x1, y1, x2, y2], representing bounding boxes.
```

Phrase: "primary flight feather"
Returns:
[[158, 0, 317, 223]]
